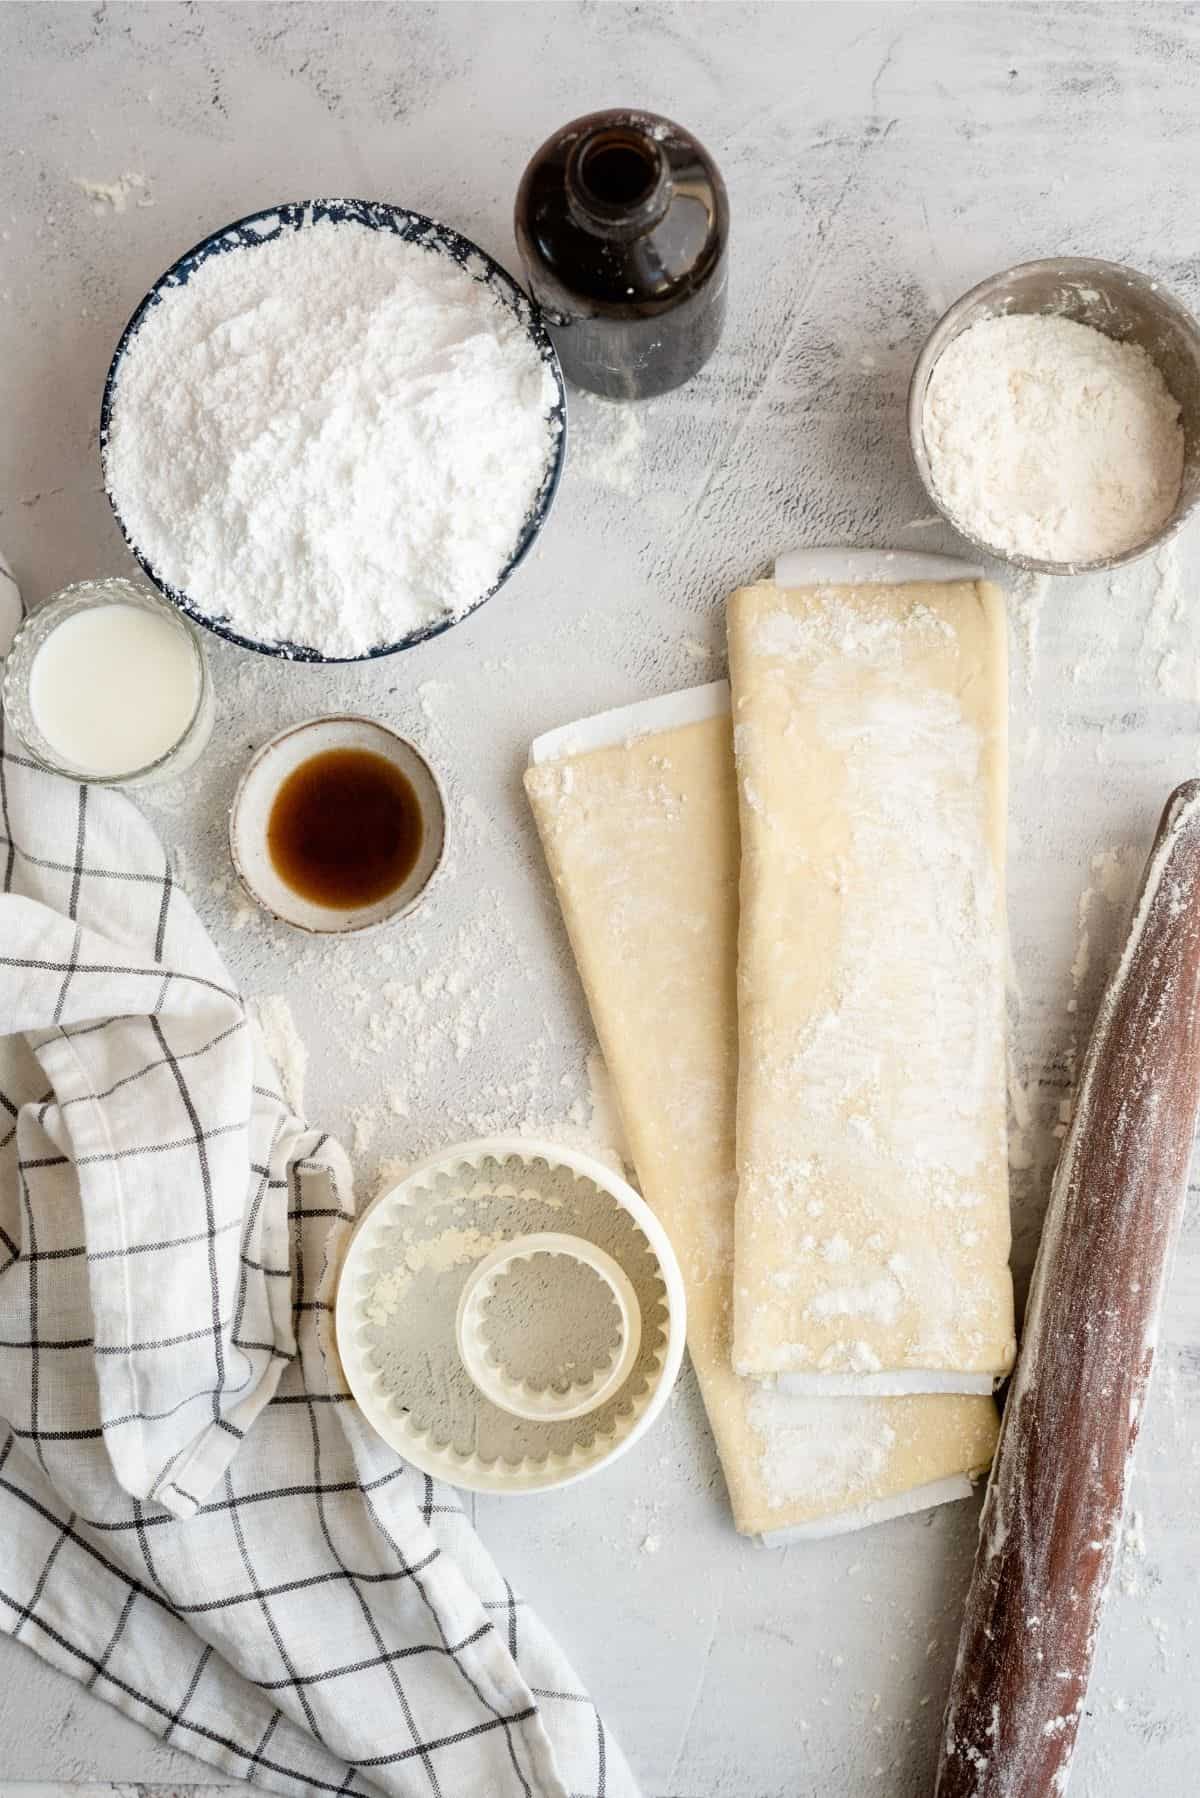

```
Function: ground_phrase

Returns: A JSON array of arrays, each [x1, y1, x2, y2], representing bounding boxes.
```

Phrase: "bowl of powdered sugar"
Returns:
[[909, 257, 1200, 573], [101, 200, 566, 661]]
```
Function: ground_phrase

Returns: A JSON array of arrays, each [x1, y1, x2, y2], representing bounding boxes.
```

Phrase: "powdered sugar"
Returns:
[[923, 314, 1183, 564], [105, 217, 560, 656]]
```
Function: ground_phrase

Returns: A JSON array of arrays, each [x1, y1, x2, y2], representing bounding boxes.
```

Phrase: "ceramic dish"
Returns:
[[908, 256, 1200, 574], [334, 1138, 687, 1496], [229, 714, 446, 933], [100, 198, 568, 662]]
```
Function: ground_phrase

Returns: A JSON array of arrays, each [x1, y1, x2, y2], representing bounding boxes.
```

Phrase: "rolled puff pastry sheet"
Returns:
[[525, 685, 998, 1538], [727, 577, 1016, 1395]]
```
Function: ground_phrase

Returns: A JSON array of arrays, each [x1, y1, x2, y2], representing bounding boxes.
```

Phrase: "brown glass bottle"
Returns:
[[515, 109, 729, 401]]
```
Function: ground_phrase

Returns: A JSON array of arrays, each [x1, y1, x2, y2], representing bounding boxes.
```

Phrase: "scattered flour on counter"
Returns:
[[229, 891, 259, 932], [1148, 1614, 1171, 1668], [924, 314, 1183, 564], [295, 887, 629, 1196], [1056, 534, 1200, 700], [1071, 847, 1140, 1016], [1068, 572, 1123, 687], [573, 395, 645, 493], [1145, 538, 1199, 699], [1119, 1508, 1148, 1597], [359, 913, 500, 1071], [1007, 572, 1049, 694], [248, 993, 308, 1115], [372, 1157, 412, 1203], [73, 171, 153, 213], [572, 1047, 629, 1163], [418, 679, 453, 725], [1092, 846, 1139, 906], [349, 1104, 377, 1158]]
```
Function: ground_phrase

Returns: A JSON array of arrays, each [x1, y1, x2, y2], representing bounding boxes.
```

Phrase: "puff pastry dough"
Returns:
[[727, 580, 1016, 1393], [526, 688, 998, 1535]]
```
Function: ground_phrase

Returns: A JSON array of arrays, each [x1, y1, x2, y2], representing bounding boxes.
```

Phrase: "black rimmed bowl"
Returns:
[[100, 199, 568, 663]]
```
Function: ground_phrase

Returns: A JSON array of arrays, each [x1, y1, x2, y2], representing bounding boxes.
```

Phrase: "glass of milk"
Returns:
[[3, 578, 214, 787]]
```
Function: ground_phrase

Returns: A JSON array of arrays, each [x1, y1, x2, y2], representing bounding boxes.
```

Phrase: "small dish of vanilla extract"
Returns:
[[230, 716, 446, 933]]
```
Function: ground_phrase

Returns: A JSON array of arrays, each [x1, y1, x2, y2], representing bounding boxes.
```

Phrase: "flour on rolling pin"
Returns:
[[937, 780, 1200, 1798]]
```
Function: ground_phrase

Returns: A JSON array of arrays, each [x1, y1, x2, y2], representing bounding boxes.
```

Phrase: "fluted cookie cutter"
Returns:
[[456, 1232, 642, 1423], [334, 1137, 686, 1494]]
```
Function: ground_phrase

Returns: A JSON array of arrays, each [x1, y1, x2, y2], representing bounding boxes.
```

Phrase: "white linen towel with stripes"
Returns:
[[0, 711, 636, 1798]]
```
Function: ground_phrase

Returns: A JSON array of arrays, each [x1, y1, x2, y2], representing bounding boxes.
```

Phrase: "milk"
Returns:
[[30, 602, 202, 779]]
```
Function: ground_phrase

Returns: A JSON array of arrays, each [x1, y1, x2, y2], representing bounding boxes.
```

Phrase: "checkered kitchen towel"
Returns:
[[0, 710, 637, 1798]]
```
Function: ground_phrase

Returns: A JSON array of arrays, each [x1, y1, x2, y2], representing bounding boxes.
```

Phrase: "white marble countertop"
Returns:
[[2, 3, 1200, 1794]]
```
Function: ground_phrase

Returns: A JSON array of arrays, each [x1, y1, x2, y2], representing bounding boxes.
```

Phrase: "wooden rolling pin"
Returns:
[[935, 780, 1200, 1798]]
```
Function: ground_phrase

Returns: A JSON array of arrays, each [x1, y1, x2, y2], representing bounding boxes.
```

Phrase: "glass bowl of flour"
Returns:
[[101, 200, 567, 662], [909, 257, 1200, 574]]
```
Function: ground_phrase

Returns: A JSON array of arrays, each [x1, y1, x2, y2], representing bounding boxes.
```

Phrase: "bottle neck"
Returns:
[[565, 123, 672, 241]]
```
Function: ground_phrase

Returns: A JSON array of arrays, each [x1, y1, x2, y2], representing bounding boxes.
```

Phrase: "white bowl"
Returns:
[[229, 714, 446, 933], [334, 1137, 688, 1495]]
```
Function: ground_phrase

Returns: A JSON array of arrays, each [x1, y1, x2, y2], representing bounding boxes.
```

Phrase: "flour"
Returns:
[[574, 394, 645, 493], [1145, 538, 1197, 697], [299, 884, 626, 1195], [1118, 1508, 1148, 1598], [73, 171, 153, 214], [747, 1389, 896, 1510], [923, 315, 1183, 564], [105, 217, 560, 657], [1007, 572, 1049, 695], [248, 992, 308, 1115], [1092, 846, 1139, 907]]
